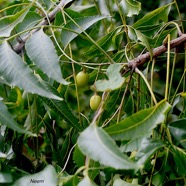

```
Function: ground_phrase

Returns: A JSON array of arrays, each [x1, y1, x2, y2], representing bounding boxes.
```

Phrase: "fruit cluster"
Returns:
[[75, 71, 101, 111]]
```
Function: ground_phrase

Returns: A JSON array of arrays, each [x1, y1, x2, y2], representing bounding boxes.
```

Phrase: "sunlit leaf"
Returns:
[[78, 176, 98, 186], [94, 64, 125, 92], [168, 119, 186, 148], [78, 124, 139, 170], [180, 92, 186, 97], [0, 41, 61, 100], [0, 3, 31, 37], [25, 29, 69, 85], [105, 100, 171, 140], [63, 0, 74, 7], [98, 0, 110, 16], [61, 15, 107, 46], [133, 3, 172, 29], [119, 0, 141, 17], [13, 165, 57, 186], [0, 100, 34, 135]]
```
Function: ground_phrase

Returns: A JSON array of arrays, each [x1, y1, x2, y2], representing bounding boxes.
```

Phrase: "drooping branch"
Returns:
[[13, 0, 186, 70], [127, 33, 186, 70], [13, 0, 74, 53]]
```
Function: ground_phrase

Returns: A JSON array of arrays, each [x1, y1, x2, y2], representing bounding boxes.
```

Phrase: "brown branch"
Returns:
[[127, 33, 186, 69], [13, 0, 73, 53]]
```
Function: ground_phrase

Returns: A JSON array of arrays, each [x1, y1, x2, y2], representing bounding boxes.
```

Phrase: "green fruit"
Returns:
[[76, 71, 89, 88], [90, 94, 101, 110]]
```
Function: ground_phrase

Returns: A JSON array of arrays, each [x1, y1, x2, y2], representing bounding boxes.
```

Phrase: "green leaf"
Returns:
[[63, 175, 79, 186], [98, 0, 110, 16], [120, 134, 151, 153], [85, 28, 122, 56], [16, 11, 42, 37], [136, 138, 165, 166], [0, 172, 12, 183], [54, 8, 84, 26], [102, 89, 122, 120], [25, 29, 69, 85], [94, 64, 125, 92], [42, 95, 82, 132], [73, 145, 85, 168], [61, 15, 107, 46], [151, 27, 177, 47], [119, 0, 141, 17], [77, 124, 139, 170], [113, 177, 140, 186], [135, 23, 164, 38], [0, 100, 34, 135], [13, 165, 57, 186], [0, 152, 6, 158], [105, 100, 171, 140], [0, 3, 31, 37], [60, 130, 72, 162], [0, 41, 61, 100], [128, 26, 152, 58], [133, 3, 172, 29], [168, 119, 186, 148], [78, 176, 98, 186], [171, 145, 186, 176]]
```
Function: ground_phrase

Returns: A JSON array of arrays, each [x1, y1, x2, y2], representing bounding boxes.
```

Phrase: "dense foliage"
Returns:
[[0, 0, 186, 185]]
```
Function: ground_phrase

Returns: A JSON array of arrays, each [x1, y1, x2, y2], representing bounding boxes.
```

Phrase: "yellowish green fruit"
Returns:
[[90, 94, 101, 110], [76, 71, 89, 88]]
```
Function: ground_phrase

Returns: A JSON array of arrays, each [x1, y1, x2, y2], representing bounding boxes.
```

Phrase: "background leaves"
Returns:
[[0, 0, 186, 185]]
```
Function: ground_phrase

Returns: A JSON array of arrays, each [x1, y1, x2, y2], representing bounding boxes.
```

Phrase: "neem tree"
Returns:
[[0, 0, 186, 185]]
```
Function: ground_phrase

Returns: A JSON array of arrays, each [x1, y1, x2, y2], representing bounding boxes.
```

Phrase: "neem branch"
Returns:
[[13, 0, 72, 54], [127, 33, 186, 69], [13, 0, 186, 70]]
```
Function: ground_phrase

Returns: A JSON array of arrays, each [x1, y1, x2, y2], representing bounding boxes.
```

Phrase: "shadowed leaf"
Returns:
[[61, 15, 107, 46], [133, 3, 172, 29], [0, 100, 34, 135]]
